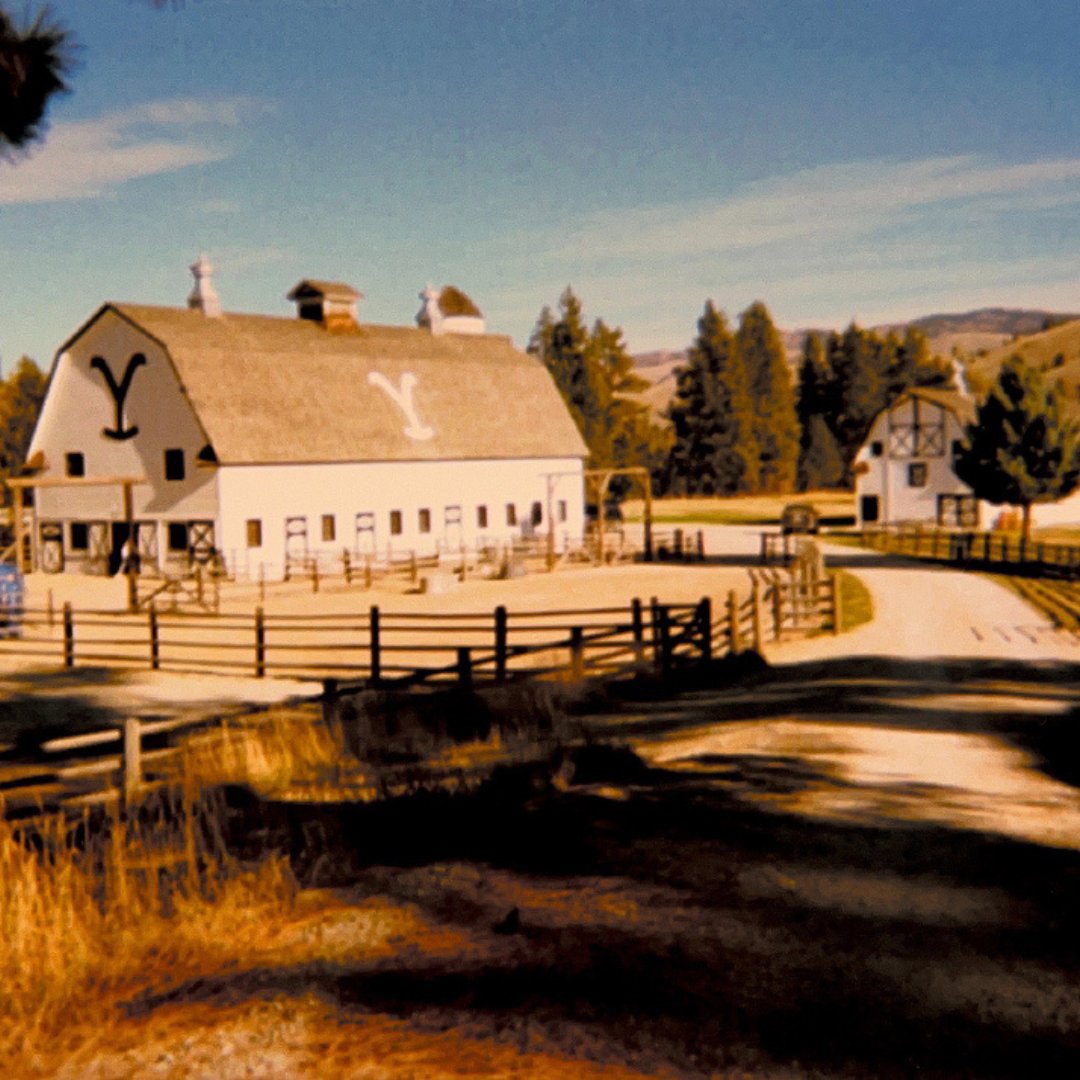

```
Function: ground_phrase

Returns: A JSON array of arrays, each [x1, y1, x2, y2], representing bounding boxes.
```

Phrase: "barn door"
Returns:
[[136, 522, 159, 573], [285, 516, 308, 575], [189, 520, 215, 564], [354, 512, 376, 556], [38, 521, 63, 574], [88, 522, 110, 576], [443, 504, 463, 550]]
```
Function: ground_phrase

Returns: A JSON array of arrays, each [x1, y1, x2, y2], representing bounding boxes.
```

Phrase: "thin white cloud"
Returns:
[[0, 97, 258, 205], [537, 155, 1080, 262]]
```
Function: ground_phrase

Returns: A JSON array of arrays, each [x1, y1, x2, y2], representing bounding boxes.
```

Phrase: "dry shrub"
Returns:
[[0, 790, 297, 1076]]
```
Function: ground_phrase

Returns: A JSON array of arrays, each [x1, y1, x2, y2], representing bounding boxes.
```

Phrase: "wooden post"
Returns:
[[643, 481, 654, 563], [342, 549, 351, 585], [369, 605, 381, 687], [123, 481, 137, 614], [631, 597, 645, 669], [674, 528, 684, 559], [254, 606, 266, 678], [311, 557, 320, 593], [700, 596, 713, 662], [321, 678, 339, 726], [696, 530, 705, 561], [657, 606, 672, 678], [751, 583, 763, 652], [62, 601, 74, 668], [364, 555, 373, 589], [456, 646, 473, 689], [196, 564, 205, 605], [494, 605, 508, 682], [148, 604, 160, 670], [122, 716, 142, 808], [650, 596, 662, 671], [727, 590, 739, 654], [569, 627, 585, 680], [12, 486, 24, 574], [258, 563, 266, 606], [831, 573, 843, 635], [410, 550, 418, 584], [772, 582, 783, 642]]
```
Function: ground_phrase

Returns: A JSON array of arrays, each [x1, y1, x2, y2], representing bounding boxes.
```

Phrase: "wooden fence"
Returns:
[[857, 525, 1080, 579]]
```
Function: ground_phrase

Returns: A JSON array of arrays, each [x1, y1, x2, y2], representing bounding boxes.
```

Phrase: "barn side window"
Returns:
[[418, 508, 432, 533], [246, 519, 262, 548], [531, 501, 543, 526], [506, 503, 517, 526], [870, 441, 884, 458], [951, 440, 964, 457], [477, 505, 488, 529], [558, 500, 568, 523], [908, 463, 928, 487], [69, 522, 89, 550], [390, 510, 403, 536], [322, 514, 336, 542], [65, 452, 85, 477], [167, 522, 188, 552], [164, 448, 185, 482]]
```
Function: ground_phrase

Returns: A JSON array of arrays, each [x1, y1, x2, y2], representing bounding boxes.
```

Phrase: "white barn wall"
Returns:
[[215, 457, 585, 579]]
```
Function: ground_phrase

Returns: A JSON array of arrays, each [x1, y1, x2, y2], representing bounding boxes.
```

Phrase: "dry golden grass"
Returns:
[[622, 490, 855, 526]]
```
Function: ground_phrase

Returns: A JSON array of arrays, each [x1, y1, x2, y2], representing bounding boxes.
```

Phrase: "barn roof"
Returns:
[[80, 304, 587, 466], [902, 386, 977, 426]]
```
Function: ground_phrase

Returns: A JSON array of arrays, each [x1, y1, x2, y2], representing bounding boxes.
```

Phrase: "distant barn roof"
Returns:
[[286, 280, 362, 302], [902, 386, 977, 427], [68, 304, 587, 466]]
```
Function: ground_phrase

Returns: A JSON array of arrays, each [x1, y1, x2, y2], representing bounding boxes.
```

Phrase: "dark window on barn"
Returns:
[[908, 463, 928, 487], [531, 501, 543, 526], [246, 519, 262, 548], [322, 514, 336, 542], [506, 503, 517, 527], [477, 504, 488, 529], [558, 500, 568, 523], [951, 440, 964, 457], [870, 441, 884, 458], [69, 522, 89, 550], [390, 510, 403, 536], [167, 522, 188, 552], [418, 508, 432, 533], [65, 452, 85, 477], [164, 448, 185, 481]]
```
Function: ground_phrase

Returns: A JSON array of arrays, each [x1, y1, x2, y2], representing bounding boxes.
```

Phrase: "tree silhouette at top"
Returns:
[[0, 5, 74, 153]]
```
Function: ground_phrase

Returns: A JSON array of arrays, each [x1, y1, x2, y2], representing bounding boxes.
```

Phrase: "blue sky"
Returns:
[[3, 0, 1080, 370]]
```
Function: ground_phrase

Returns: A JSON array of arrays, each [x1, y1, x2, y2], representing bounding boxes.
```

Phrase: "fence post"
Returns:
[[410, 551, 418, 584], [696, 530, 705, 561], [831, 573, 843, 635], [658, 607, 672, 678], [62, 602, 74, 668], [631, 597, 645, 669], [457, 646, 473, 689], [459, 544, 468, 582], [650, 596, 662, 671], [122, 716, 142, 809], [311, 558, 320, 594], [751, 583, 763, 652], [365, 555, 373, 590], [700, 596, 713, 662], [494, 605, 508, 682], [727, 590, 739, 654], [569, 627, 585, 680], [674, 528, 684, 559], [771, 581, 783, 642], [321, 678, 339, 726], [148, 603, 160, 670], [254, 606, 266, 677], [369, 605, 381, 688]]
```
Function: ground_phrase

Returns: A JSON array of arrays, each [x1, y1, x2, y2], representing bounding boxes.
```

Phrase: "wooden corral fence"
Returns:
[[857, 524, 1080, 579]]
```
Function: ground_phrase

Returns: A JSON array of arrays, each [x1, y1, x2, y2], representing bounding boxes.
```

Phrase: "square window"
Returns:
[[390, 510, 403, 536], [69, 522, 88, 550], [322, 514, 336, 542], [951, 439, 964, 457], [908, 463, 928, 487], [506, 503, 517, 527], [164, 448, 185, 481], [167, 522, 188, 552], [246, 519, 262, 548], [870, 441, 884, 458], [418, 508, 431, 533], [65, 452, 85, 478], [477, 504, 488, 529]]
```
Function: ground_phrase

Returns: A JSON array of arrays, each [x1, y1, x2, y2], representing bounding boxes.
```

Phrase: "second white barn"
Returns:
[[25, 262, 588, 579]]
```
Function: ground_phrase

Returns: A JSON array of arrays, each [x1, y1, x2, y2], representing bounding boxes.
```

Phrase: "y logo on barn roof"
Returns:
[[90, 353, 146, 441], [367, 371, 435, 441]]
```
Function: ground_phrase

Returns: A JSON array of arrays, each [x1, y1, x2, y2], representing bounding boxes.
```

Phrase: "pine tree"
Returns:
[[667, 301, 758, 495], [954, 354, 1080, 540], [827, 323, 891, 483], [0, 356, 46, 500], [796, 333, 845, 490], [0, 6, 73, 152], [737, 301, 799, 493]]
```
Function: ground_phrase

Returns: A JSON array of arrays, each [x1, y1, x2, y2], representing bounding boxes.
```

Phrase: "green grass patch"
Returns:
[[987, 572, 1080, 629], [833, 569, 874, 633]]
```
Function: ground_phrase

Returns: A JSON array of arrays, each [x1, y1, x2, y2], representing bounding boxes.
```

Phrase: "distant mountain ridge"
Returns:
[[880, 307, 1080, 339]]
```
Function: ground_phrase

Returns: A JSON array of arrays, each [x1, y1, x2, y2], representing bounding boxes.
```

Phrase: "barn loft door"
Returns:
[[354, 512, 376, 555]]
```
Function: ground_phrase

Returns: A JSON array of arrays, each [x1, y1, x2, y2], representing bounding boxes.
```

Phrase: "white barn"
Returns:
[[854, 387, 982, 528], [22, 261, 588, 579]]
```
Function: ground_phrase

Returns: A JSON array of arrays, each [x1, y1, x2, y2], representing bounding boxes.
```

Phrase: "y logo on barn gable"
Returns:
[[90, 352, 146, 440], [367, 371, 435, 441]]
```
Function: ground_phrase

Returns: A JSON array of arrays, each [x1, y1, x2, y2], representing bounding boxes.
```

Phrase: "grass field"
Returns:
[[623, 491, 855, 527], [834, 569, 873, 633]]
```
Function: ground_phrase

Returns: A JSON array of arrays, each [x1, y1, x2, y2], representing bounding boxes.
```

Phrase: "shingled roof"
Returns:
[[78, 304, 587, 466]]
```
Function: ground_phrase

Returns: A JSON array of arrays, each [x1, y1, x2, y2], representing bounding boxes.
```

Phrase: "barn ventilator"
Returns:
[[4, 473, 147, 613], [582, 466, 654, 566]]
